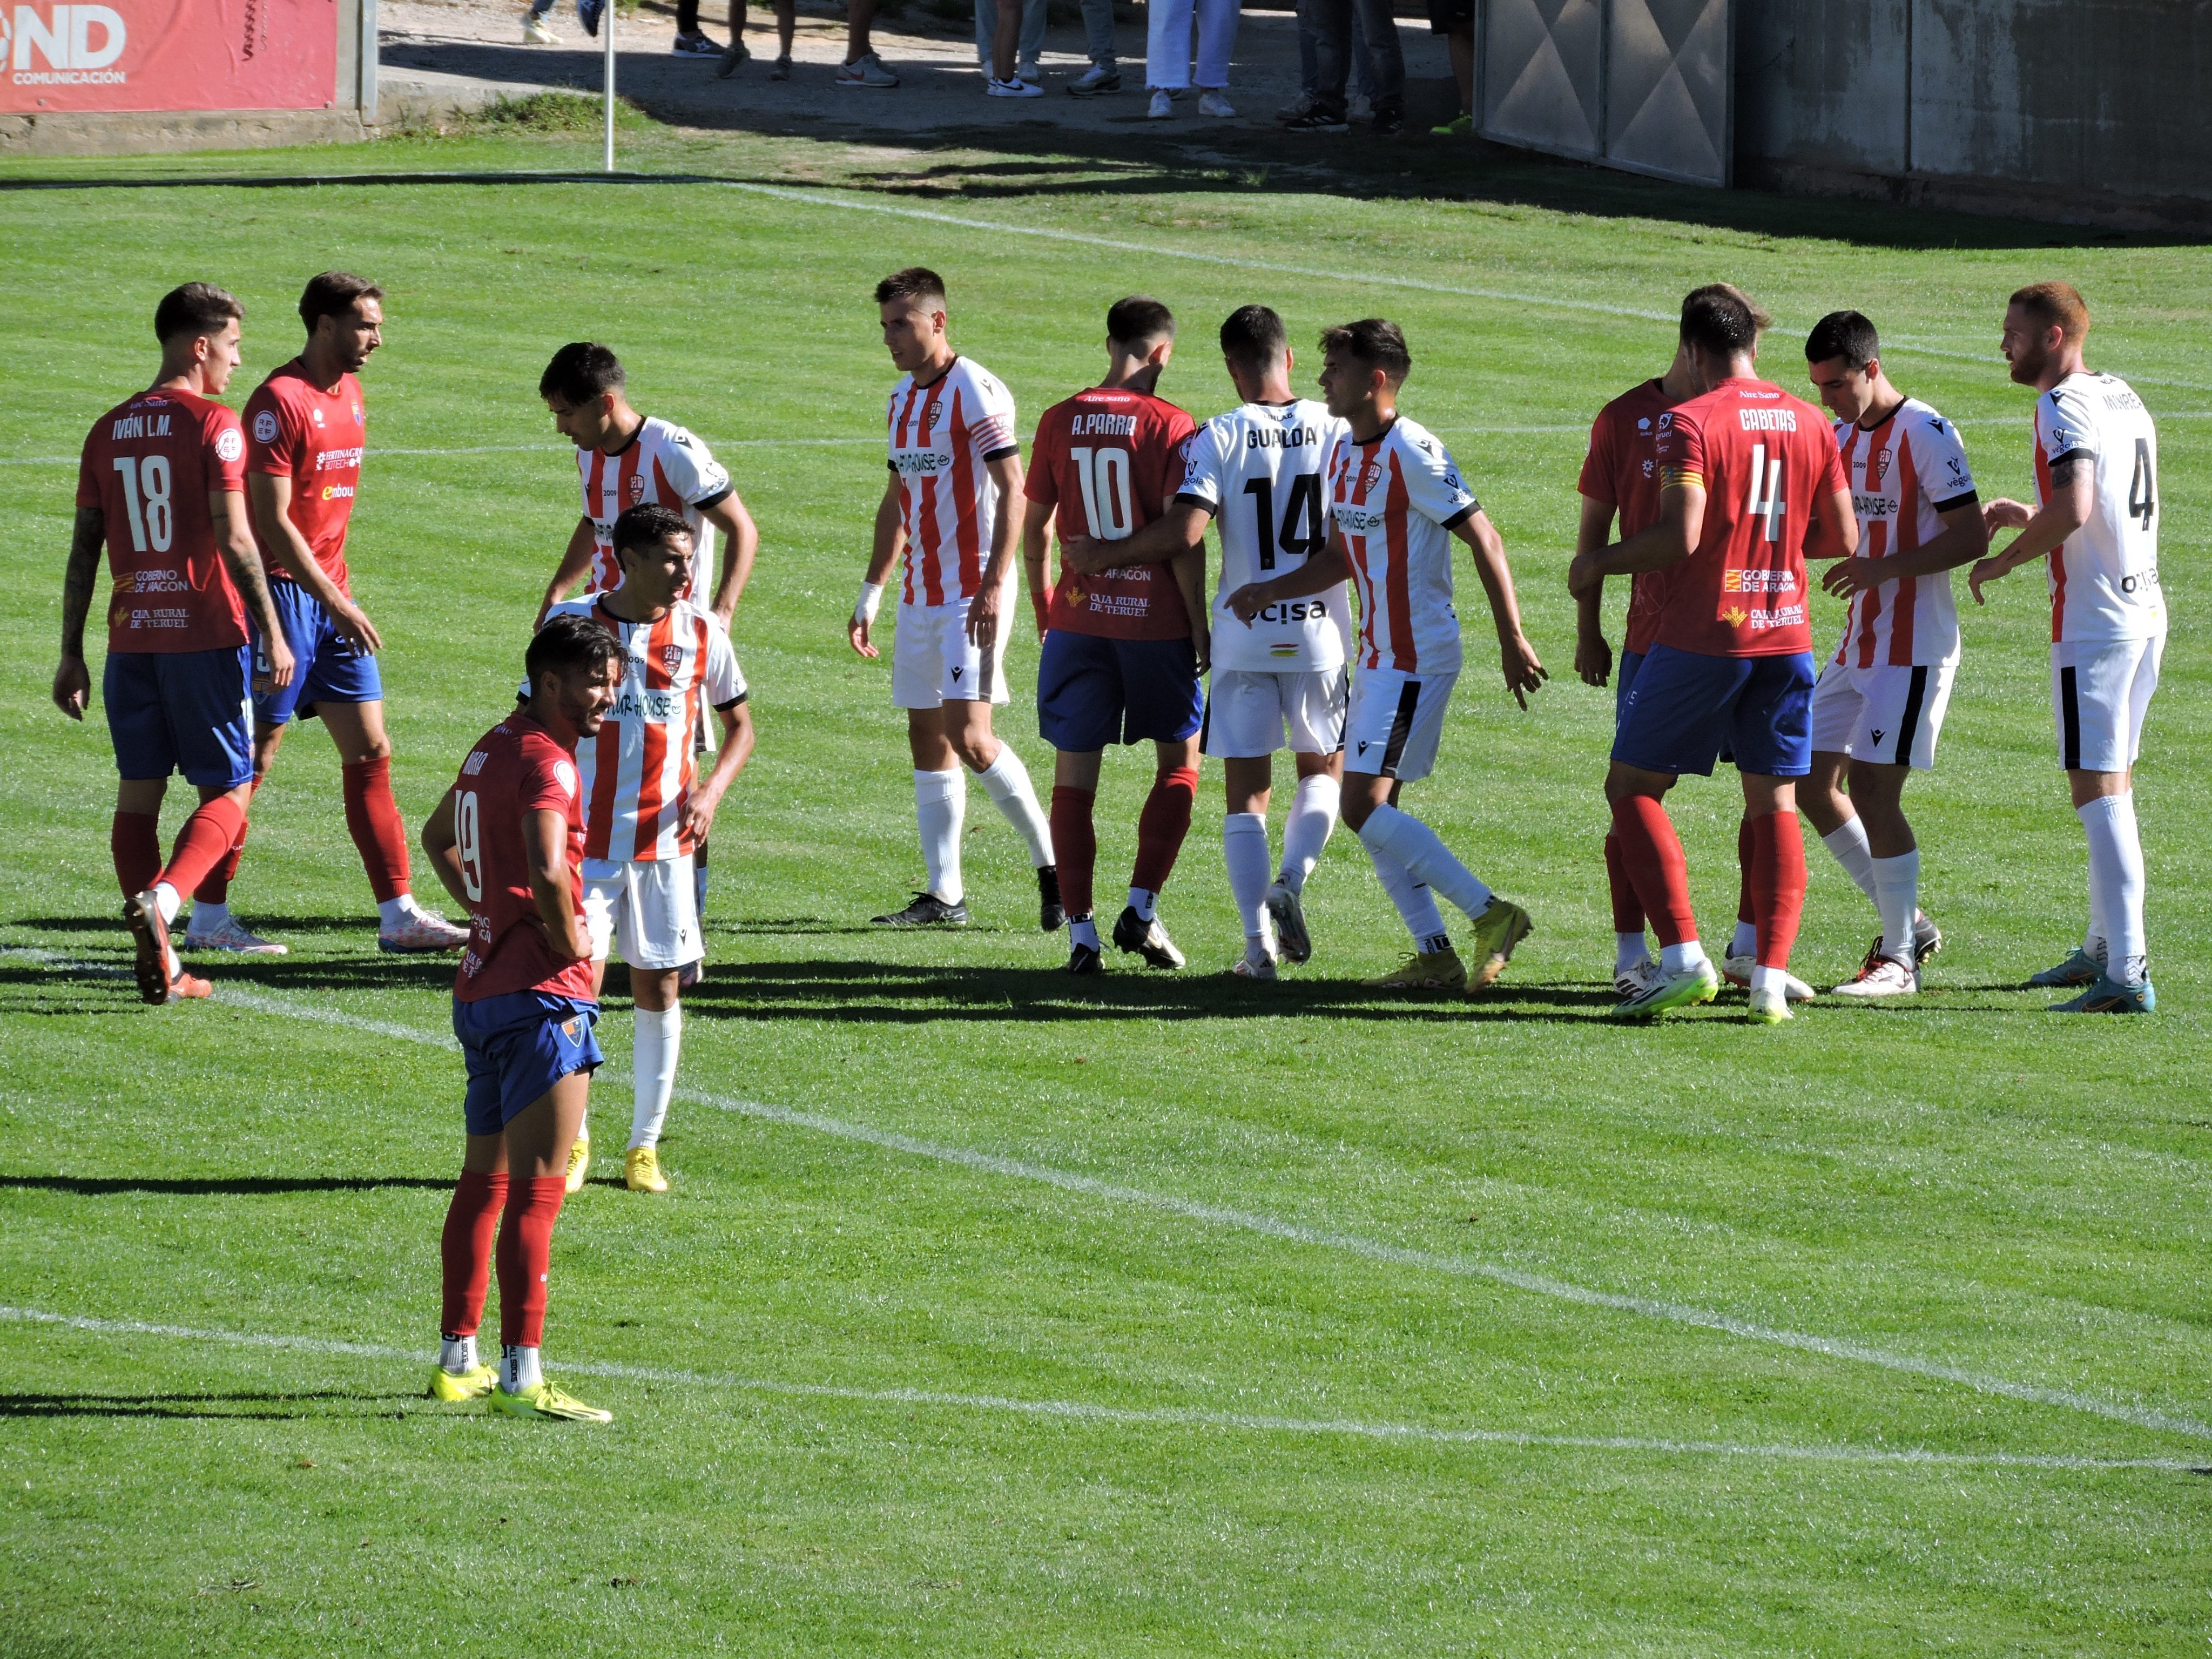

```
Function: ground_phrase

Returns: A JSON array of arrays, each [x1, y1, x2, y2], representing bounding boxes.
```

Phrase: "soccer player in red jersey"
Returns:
[[1570, 286, 1857, 1023], [193, 272, 471, 957], [52, 282, 296, 1006], [419, 613, 623, 1421], [1019, 296, 1204, 973]]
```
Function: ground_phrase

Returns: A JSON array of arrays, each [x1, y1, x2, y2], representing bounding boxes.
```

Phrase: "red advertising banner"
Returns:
[[2, 0, 336, 114]]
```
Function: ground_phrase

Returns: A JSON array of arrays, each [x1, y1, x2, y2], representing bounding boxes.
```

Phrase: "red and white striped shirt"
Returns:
[[1326, 416, 1480, 676], [1831, 399, 1978, 667], [886, 356, 1020, 609], [574, 416, 733, 594], [544, 596, 746, 864]]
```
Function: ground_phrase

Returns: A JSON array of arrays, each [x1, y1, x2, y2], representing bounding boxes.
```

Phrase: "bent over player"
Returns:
[[545, 504, 755, 1193], [420, 612, 623, 1422], [53, 282, 296, 1005]]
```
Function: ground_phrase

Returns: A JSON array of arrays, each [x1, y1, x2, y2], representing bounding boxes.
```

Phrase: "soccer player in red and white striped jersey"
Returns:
[[1226, 319, 1546, 995], [1802, 311, 1987, 996], [542, 505, 754, 1195], [847, 267, 1058, 931]]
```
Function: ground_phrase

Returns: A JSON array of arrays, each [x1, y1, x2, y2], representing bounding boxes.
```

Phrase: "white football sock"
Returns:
[[189, 899, 231, 933], [1223, 813, 1272, 942], [1366, 843, 1449, 954], [1749, 963, 1789, 995], [378, 894, 427, 930], [1660, 939, 1709, 975], [439, 1333, 478, 1373], [1819, 817, 1880, 906], [629, 1004, 681, 1150], [1069, 914, 1100, 951], [1615, 932, 1650, 973], [1127, 886, 1158, 921], [1279, 774, 1339, 894], [2078, 792, 2147, 983], [1729, 919, 1758, 959], [974, 745, 1055, 868], [152, 882, 180, 925], [914, 768, 966, 903], [499, 1344, 542, 1393], [1871, 849, 1920, 966], [1357, 804, 1493, 922]]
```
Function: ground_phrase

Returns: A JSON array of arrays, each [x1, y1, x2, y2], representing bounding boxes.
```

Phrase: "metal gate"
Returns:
[[1479, 0, 1734, 187]]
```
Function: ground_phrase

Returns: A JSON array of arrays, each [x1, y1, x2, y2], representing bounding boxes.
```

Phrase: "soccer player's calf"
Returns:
[[420, 614, 624, 1421]]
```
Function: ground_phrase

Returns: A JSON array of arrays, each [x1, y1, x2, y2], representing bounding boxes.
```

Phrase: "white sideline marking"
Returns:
[[6, 944, 2208, 1443], [0, 1306, 2191, 1474]]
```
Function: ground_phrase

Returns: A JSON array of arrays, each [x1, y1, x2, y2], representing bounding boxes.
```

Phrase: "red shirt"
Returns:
[[1649, 378, 1846, 658], [1024, 387, 1199, 639], [1580, 377, 1685, 655], [244, 360, 366, 594], [76, 386, 249, 654], [449, 713, 598, 1004]]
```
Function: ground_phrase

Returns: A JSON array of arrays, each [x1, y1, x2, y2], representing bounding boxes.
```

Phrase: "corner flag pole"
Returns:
[[603, 3, 616, 172]]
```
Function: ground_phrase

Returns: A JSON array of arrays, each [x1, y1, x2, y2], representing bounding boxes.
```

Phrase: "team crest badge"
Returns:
[[1359, 463, 1384, 494], [1875, 447, 1893, 480], [661, 643, 685, 675], [627, 474, 648, 504]]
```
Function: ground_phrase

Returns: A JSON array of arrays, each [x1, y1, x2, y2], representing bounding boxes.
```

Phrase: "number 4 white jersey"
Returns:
[[2035, 373, 2163, 644], [1176, 399, 1352, 673]]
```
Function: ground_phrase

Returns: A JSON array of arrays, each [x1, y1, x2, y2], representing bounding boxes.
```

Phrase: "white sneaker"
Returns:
[[1148, 88, 1173, 118], [837, 51, 899, 87], [1746, 984, 1793, 1024], [1721, 952, 1816, 1002], [1198, 89, 1235, 117], [182, 915, 288, 955], [1068, 62, 1121, 95], [1830, 956, 1918, 997], [1231, 945, 1278, 980], [522, 10, 560, 42], [987, 75, 1043, 98], [1613, 955, 1661, 999], [379, 911, 471, 953]]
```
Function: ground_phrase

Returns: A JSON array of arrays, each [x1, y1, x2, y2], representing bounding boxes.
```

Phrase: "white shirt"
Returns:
[[1177, 399, 1352, 674], [1326, 415, 1480, 677], [885, 356, 1020, 610], [544, 596, 746, 864], [576, 416, 732, 595], [1830, 397, 1978, 667], [2034, 373, 2164, 643]]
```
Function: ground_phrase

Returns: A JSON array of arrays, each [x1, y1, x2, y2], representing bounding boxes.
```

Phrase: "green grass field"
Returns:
[[1, 109, 2208, 1655]]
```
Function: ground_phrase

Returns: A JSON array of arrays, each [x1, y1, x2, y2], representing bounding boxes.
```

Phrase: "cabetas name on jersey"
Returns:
[[109, 412, 173, 441], [1737, 407, 1799, 431], [1069, 412, 1138, 436]]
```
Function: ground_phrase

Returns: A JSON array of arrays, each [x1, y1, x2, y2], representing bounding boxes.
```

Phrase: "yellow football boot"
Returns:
[[563, 1132, 590, 1195], [624, 1145, 669, 1193], [1364, 946, 1466, 992], [1464, 899, 1533, 992], [490, 1380, 612, 1422], [426, 1362, 496, 1402]]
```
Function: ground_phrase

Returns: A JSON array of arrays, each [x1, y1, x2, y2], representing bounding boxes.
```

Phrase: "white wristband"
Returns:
[[854, 581, 885, 625]]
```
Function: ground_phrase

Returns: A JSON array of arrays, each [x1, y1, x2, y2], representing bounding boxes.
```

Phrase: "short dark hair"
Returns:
[[153, 282, 241, 345], [875, 267, 947, 308], [1219, 305, 1288, 376], [1805, 309, 1880, 370], [1678, 285, 1761, 361], [1107, 294, 1176, 350], [539, 342, 625, 407], [299, 271, 383, 333], [1319, 318, 1411, 384], [613, 502, 693, 560], [527, 610, 624, 692], [2011, 280, 2090, 345]]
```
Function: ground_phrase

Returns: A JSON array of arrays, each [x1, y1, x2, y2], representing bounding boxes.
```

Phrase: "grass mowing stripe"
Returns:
[[0, 1306, 2191, 1475], [8, 946, 2204, 1445]]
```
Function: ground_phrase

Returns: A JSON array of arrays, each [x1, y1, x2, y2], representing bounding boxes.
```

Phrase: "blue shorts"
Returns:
[[453, 991, 603, 1137], [1611, 645, 1815, 778], [1037, 630, 1203, 752], [103, 646, 255, 787], [1614, 649, 1645, 724], [253, 578, 383, 725]]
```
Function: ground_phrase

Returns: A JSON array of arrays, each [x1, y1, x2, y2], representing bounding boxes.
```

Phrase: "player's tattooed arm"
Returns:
[[51, 507, 104, 719], [1570, 492, 1616, 687], [1970, 456, 2092, 604], [1454, 509, 1547, 710], [213, 489, 297, 687]]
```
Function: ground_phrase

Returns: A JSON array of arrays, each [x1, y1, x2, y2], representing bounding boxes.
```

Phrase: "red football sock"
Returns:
[[342, 756, 412, 903], [111, 811, 162, 898], [1049, 785, 1097, 918], [1750, 809, 1808, 969], [495, 1175, 568, 1348], [154, 795, 246, 898], [1609, 794, 1696, 948], [194, 778, 260, 905], [1130, 765, 1199, 893], [1736, 814, 1756, 927], [439, 1170, 509, 1338], [1603, 832, 1645, 935]]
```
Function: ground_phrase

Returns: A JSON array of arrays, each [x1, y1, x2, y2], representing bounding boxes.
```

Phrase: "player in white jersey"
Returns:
[[1071, 306, 1351, 977], [847, 267, 1058, 932], [1225, 319, 1545, 996], [1799, 311, 1989, 997], [542, 505, 754, 1192], [1970, 281, 2164, 1012]]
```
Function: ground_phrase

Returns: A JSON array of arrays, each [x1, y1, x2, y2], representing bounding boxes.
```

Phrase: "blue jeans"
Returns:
[[1306, 0, 1399, 114], [1298, 0, 1374, 99], [976, 0, 1047, 66], [1077, 0, 1117, 65]]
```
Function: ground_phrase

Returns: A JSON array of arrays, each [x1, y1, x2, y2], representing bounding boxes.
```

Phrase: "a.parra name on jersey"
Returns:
[[1246, 597, 1332, 624], [1069, 412, 1138, 436], [1244, 423, 1324, 451], [110, 412, 173, 441]]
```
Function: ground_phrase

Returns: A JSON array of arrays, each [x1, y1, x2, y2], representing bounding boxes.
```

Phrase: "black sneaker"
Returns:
[[1371, 106, 1404, 136], [715, 37, 749, 77], [1112, 906, 1185, 969], [1283, 107, 1350, 133], [672, 29, 720, 57], [1037, 866, 1065, 933], [871, 892, 970, 927], [1066, 941, 1102, 975]]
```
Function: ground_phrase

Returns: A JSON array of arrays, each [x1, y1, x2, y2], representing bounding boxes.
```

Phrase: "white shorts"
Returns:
[[890, 597, 1013, 710], [1202, 666, 1349, 758], [1807, 657, 1956, 770], [1343, 667, 1458, 784], [2053, 634, 2163, 773], [583, 853, 701, 971]]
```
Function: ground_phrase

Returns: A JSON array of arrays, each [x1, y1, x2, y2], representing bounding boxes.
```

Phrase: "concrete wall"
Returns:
[[1736, 0, 2212, 231]]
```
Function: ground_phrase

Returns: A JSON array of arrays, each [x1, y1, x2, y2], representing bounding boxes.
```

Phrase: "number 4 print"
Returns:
[[2128, 438, 2156, 531], [1242, 473, 1326, 570]]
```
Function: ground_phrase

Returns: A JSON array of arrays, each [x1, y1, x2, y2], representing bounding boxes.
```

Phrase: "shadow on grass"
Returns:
[[0, 1175, 451, 1196], [0, 1390, 413, 1420]]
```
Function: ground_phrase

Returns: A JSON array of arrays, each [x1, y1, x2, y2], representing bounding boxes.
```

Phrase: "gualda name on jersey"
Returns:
[[1242, 418, 1326, 451]]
